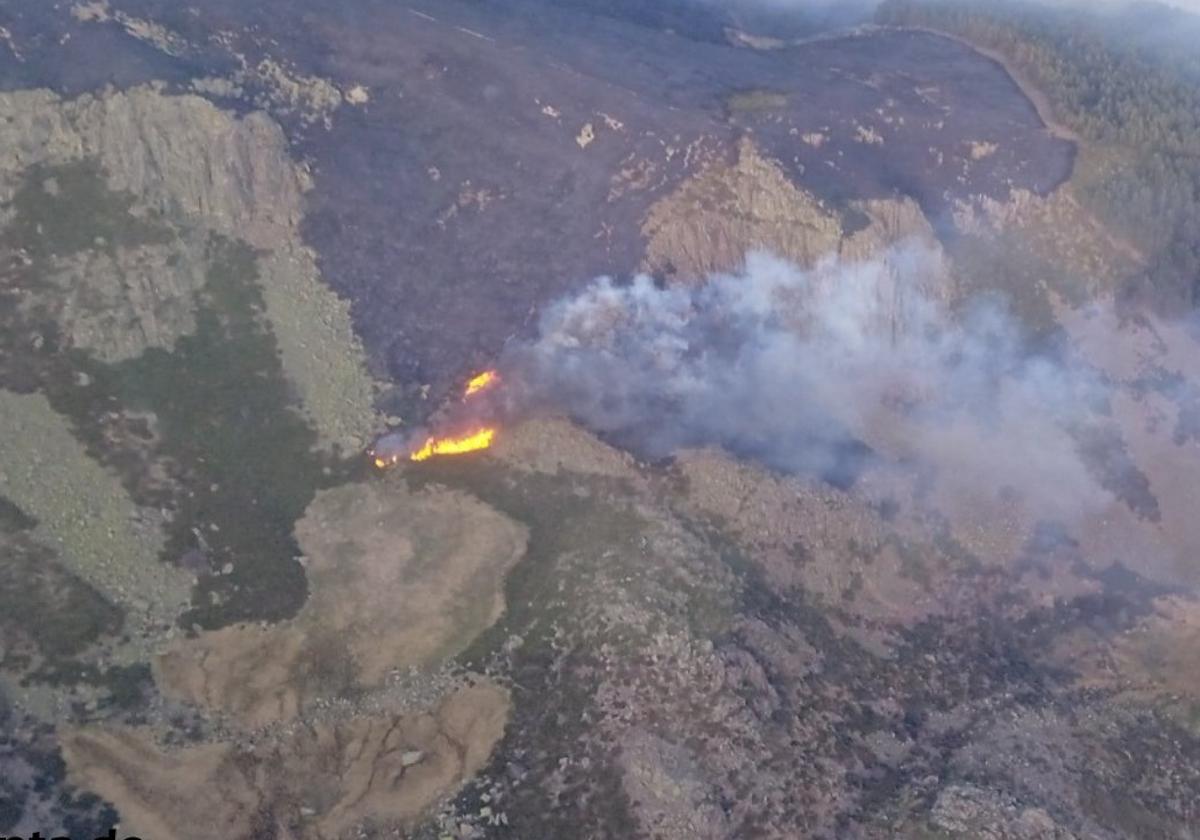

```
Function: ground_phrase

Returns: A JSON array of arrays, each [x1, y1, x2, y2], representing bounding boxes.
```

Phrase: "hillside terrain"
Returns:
[[0, 1, 1198, 838]]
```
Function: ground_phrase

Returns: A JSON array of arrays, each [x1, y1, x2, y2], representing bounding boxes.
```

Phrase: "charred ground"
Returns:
[[0, 0, 1071, 417], [0, 1, 1197, 839]]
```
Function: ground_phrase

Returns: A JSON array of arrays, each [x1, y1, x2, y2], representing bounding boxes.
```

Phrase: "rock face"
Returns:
[[0, 88, 301, 246], [62, 679, 511, 840], [839, 195, 941, 262], [640, 140, 951, 342], [642, 137, 843, 281], [0, 86, 377, 449], [156, 481, 527, 727]]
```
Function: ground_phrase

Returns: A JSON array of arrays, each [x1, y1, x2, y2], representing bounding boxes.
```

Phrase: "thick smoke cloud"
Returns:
[[504, 244, 1109, 521]]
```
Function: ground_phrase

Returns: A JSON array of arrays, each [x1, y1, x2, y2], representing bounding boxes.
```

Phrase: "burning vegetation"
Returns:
[[408, 427, 496, 462], [370, 370, 500, 468], [464, 370, 499, 397]]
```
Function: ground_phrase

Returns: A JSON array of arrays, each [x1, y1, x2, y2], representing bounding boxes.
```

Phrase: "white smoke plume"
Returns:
[[503, 244, 1110, 522]]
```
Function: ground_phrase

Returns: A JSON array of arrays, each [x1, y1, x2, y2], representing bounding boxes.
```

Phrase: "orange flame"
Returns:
[[370, 370, 499, 469], [409, 427, 496, 462], [464, 370, 499, 398]]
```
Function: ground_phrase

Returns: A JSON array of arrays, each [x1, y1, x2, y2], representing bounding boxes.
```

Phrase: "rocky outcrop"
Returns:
[[0, 86, 377, 449], [642, 137, 843, 281], [838, 195, 941, 262], [0, 88, 301, 237], [71, 3, 351, 127], [639, 139, 953, 339]]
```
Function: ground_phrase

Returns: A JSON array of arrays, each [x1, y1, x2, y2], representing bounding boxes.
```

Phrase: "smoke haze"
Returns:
[[504, 244, 1113, 522], [735, 0, 1200, 17]]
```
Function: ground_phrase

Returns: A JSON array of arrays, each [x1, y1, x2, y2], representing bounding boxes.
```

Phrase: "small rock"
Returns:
[[401, 750, 424, 767], [221, 562, 234, 575]]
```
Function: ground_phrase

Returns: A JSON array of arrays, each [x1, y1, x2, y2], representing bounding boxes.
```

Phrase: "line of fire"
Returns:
[[369, 370, 501, 468]]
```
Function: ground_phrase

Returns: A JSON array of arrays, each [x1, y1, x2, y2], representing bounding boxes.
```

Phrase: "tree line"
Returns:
[[877, 0, 1200, 309]]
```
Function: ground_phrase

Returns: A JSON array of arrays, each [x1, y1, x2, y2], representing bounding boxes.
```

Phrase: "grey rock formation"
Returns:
[[0, 86, 377, 449]]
